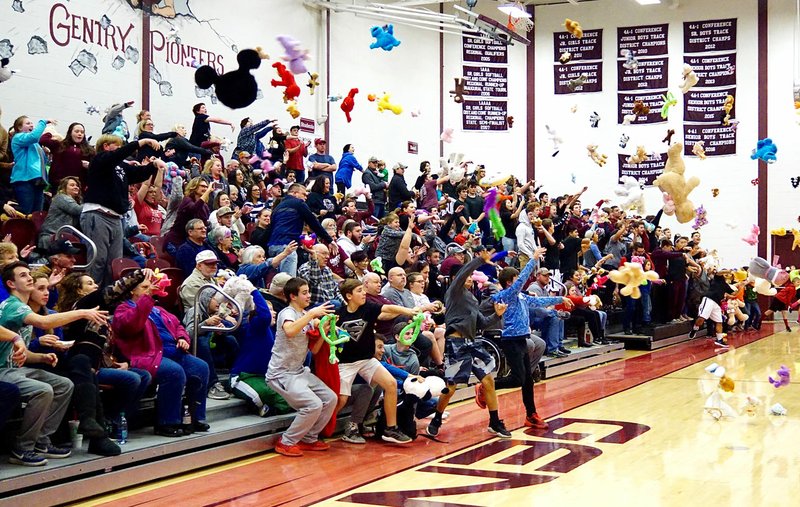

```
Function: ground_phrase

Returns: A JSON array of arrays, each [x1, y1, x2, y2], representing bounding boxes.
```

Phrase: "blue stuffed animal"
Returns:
[[751, 138, 777, 164], [369, 24, 401, 51]]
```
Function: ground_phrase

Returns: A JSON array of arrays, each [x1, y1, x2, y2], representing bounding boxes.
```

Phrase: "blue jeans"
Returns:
[[374, 202, 385, 219], [745, 301, 761, 328], [501, 237, 516, 253], [531, 307, 563, 352], [194, 332, 238, 388], [641, 293, 652, 323], [12, 180, 45, 214], [156, 353, 209, 425], [268, 245, 298, 276], [97, 367, 151, 423]]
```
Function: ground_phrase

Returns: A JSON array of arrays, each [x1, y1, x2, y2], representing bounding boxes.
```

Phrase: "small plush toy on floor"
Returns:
[[370, 24, 401, 51], [768, 365, 790, 388], [703, 363, 737, 420], [195, 49, 264, 109], [771, 403, 787, 415], [751, 138, 777, 164]]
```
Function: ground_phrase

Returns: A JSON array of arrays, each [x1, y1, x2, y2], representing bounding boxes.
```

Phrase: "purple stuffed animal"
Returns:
[[768, 365, 790, 388], [276, 35, 310, 75]]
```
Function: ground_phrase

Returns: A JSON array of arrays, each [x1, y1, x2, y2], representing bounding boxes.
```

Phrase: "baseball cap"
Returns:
[[392, 162, 408, 171], [368, 156, 379, 163], [314, 138, 326, 145], [195, 250, 218, 264], [447, 243, 466, 256], [536, 267, 551, 276], [49, 239, 80, 256], [216, 206, 234, 218], [269, 273, 292, 296]]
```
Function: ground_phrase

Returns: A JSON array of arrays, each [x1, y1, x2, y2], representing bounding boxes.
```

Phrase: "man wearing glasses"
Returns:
[[176, 218, 211, 276], [266, 183, 337, 276]]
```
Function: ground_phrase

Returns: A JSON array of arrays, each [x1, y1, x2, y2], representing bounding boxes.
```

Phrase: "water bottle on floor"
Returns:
[[117, 412, 128, 445], [182, 400, 193, 434]]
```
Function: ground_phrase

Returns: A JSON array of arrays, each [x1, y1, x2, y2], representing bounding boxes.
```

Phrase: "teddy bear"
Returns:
[[692, 141, 707, 159], [724, 297, 748, 327], [276, 35, 310, 75], [270, 61, 301, 104], [565, 18, 583, 38], [680, 63, 699, 93], [449, 77, 466, 103], [614, 176, 645, 214], [632, 99, 650, 118], [653, 142, 700, 224], [587, 145, 607, 167], [220, 275, 256, 316], [369, 24, 401, 51], [609, 262, 660, 299], [626, 145, 648, 165], [196, 49, 264, 109]]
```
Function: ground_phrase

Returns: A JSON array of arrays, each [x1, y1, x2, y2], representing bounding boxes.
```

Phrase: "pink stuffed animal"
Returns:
[[741, 224, 760, 246], [440, 128, 454, 143], [471, 271, 489, 289]]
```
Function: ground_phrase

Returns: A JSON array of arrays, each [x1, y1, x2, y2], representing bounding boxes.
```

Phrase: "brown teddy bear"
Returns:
[[653, 142, 700, 224]]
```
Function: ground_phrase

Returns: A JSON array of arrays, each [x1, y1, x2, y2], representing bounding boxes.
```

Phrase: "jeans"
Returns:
[[641, 292, 652, 323], [289, 168, 305, 183], [80, 210, 124, 288], [97, 367, 151, 423], [531, 308, 563, 352], [194, 332, 239, 388], [12, 180, 45, 214], [374, 202, 386, 219], [0, 381, 21, 430], [156, 353, 209, 425], [268, 245, 298, 276], [745, 301, 762, 329], [501, 237, 516, 253]]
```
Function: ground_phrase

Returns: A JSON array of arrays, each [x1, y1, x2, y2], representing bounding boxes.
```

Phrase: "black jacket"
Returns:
[[84, 142, 157, 215]]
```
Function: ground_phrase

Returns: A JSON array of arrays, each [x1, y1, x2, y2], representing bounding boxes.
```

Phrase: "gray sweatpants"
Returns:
[[527, 334, 546, 370], [80, 210, 123, 288], [0, 367, 74, 451], [268, 367, 336, 446]]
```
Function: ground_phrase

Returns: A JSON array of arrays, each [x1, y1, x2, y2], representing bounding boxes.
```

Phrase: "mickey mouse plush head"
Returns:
[[0, 58, 13, 83], [195, 49, 262, 109]]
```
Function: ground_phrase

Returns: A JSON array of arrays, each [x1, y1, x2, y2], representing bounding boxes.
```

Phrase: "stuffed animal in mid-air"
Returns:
[[307, 72, 320, 95], [276, 35, 310, 75], [340, 88, 359, 123], [370, 24, 401, 51], [568, 73, 588, 91], [626, 146, 648, 165], [621, 49, 638, 70], [609, 262, 660, 299], [587, 145, 607, 167], [615, 175, 645, 215], [565, 18, 583, 38], [692, 141, 707, 159], [721, 94, 735, 126], [377, 93, 402, 115], [661, 91, 677, 119], [270, 61, 301, 103], [0, 58, 14, 83], [751, 138, 777, 164], [195, 49, 264, 109], [632, 99, 650, 118], [653, 143, 700, 224], [742, 224, 760, 246], [680, 63, 699, 93], [450, 77, 466, 103]]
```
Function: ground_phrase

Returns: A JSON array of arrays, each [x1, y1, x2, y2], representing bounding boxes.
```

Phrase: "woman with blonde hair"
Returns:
[[200, 158, 229, 195], [135, 118, 177, 162], [37, 177, 83, 250]]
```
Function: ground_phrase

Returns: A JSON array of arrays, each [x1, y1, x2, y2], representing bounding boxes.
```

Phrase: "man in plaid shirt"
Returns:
[[298, 244, 341, 308]]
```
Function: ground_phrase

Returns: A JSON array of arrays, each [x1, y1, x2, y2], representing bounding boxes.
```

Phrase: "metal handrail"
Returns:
[[191, 283, 243, 356], [55, 225, 97, 271]]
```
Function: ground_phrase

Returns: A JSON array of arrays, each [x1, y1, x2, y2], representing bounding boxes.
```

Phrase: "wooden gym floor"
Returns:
[[73, 325, 798, 507]]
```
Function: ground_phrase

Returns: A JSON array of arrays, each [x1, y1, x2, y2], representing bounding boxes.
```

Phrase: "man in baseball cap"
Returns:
[[308, 138, 337, 187]]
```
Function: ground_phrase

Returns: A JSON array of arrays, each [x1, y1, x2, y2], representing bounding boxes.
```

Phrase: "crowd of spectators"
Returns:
[[0, 101, 767, 463]]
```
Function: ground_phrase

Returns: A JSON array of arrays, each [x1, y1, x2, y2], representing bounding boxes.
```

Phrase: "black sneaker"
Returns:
[[33, 443, 71, 459], [624, 329, 633, 335], [488, 419, 512, 439], [546, 350, 568, 358], [382, 426, 412, 444], [8, 449, 47, 466], [557, 346, 571, 354], [426, 418, 441, 437], [688, 327, 698, 339]]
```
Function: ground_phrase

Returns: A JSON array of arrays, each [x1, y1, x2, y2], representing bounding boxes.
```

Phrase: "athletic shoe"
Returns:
[[488, 419, 512, 438], [275, 441, 303, 457], [8, 449, 47, 467], [33, 443, 71, 459], [546, 350, 568, 358], [208, 382, 232, 400], [557, 346, 572, 354], [423, 411, 450, 420], [714, 337, 730, 348], [258, 404, 270, 417], [624, 329, 633, 335], [524, 413, 549, 430], [688, 327, 698, 339], [297, 440, 330, 451], [359, 424, 376, 438], [556, 310, 571, 320], [382, 426, 412, 444], [426, 418, 441, 437], [474, 383, 487, 409], [341, 421, 366, 444]]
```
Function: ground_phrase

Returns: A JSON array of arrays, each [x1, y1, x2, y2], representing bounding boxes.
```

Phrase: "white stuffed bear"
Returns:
[[402, 375, 449, 401], [220, 274, 256, 316], [614, 176, 645, 215]]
